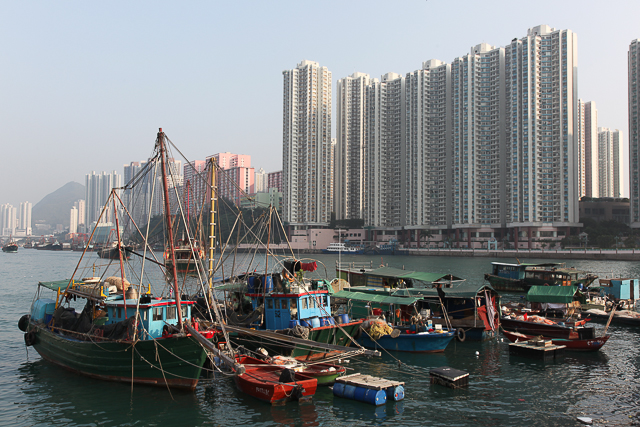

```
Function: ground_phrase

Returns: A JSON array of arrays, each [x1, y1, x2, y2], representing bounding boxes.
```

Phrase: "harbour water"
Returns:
[[2, 250, 640, 426]]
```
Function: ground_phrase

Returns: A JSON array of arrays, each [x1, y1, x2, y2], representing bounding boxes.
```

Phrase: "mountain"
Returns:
[[32, 182, 85, 228]]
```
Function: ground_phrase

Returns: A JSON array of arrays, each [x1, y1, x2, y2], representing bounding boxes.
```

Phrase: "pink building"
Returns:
[[209, 153, 255, 207]]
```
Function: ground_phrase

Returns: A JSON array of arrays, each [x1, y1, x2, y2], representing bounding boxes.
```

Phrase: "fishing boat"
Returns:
[[97, 242, 132, 259], [17, 129, 217, 390], [221, 269, 368, 361], [2, 235, 18, 253], [484, 261, 597, 293], [501, 330, 610, 352], [164, 238, 204, 274], [357, 317, 455, 353], [334, 266, 500, 341], [235, 355, 318, 404]]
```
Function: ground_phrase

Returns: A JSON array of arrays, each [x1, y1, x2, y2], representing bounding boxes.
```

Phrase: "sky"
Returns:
[[1, 0, 639, 207]]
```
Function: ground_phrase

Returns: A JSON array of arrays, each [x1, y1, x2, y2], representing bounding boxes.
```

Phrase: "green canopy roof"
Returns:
[[392, 282, 496, 299], [526, 286, 579, 304], [361, 267, 464, 283], [39, 280, 72, 291], [332, 290, 420, 306]]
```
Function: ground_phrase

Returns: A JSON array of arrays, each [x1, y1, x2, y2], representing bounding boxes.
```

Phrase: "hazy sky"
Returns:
[[1, 0, 638, 207]]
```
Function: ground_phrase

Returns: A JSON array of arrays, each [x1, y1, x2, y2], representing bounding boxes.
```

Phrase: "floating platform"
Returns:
[[509, 340, 565, 361], [333, 373, 404, 405], [429, 366, 469, 388]]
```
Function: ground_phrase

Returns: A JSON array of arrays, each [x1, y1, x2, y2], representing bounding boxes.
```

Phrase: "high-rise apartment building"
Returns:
[[364, 72, 404, 228], [0, 203, 16, 236], [504, 25, 580, 236], [85, 171, 122, 225], [69, 206, 78, 234], [578, 100, 599, 197], [267, 171, 283, 193], [630, 39, 640, 227], [598, 128, 622, 197], [254, 168, 267, 193], [335, 72, 371, 221], [282, 60, 332, 227], [18, 201, 32, 235], [403, 60, 452, 232]]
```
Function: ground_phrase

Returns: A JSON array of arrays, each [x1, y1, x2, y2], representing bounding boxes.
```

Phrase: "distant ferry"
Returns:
[[322, 242, 364, 254]]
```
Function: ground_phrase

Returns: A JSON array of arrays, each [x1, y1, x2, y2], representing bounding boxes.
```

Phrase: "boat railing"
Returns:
[[336, 261, 373, 271]]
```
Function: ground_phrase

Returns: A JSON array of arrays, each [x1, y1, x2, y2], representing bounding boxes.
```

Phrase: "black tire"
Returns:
[[18, 314, 30, 332], [456, 328, 466, 342], [24, 330, 36, 346]]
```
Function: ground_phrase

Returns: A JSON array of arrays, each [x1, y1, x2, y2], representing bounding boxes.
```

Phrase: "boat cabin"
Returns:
[[597, 278, 639, 300], [248, 280, 333, 330], [104, 297, 194, 339]]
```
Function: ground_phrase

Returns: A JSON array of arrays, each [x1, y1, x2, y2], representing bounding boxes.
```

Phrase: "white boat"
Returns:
[[322, 243, 363, 254]]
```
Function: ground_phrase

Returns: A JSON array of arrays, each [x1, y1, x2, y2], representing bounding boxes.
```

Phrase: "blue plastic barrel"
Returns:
[[247, 276, 255, 293], [300, 319, 310, 327], [334, 315, 343, 324], [333, 382, 345, 397], [339, 314, 349, 324], [310, 317, 321, 328], [327, 317, 336, 325], [386, 385, 405, 401], [363, 388, 387, 406], [289, 319, 300, 328], [343, 385, 357, 399], [354, 386, 367, 402], [263, 275, 273, 293]]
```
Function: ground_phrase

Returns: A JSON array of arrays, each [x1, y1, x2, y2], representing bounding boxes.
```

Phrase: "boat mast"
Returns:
[[158, 128, 183, 329], [208, 157, 216, 302]]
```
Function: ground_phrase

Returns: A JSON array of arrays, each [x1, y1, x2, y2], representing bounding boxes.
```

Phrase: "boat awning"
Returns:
[[332, 290, 420, 306], [38, 280, 72, 291], [526, 286, 579, 303], [392, 283, 497, 299], [362, 267, 464, 284]]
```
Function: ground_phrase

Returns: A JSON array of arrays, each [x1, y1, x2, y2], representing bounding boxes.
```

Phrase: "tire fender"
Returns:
[[456, 328, 466, 342]]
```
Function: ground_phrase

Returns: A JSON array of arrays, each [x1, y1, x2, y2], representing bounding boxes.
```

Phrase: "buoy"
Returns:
[[475, 351, 480, 356]]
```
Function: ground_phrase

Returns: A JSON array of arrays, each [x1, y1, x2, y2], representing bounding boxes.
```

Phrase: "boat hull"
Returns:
[[357, 330, 455, 353], [500, 317, 596, 340], [2, 244, 18, 253], [234, 362, 317, 404], [484, 274, 529, 293], [233, 321, 363, 361], [29, 324, 206, 389], [502, 330, 609, 352]]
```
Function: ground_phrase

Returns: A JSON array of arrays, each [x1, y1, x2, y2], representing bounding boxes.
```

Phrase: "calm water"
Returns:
[[2, 250, 640, 426]]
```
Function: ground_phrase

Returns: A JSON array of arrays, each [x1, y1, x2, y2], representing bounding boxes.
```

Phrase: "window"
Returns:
[[267, 299, 274, 309], [167, 306, 176, 320], [153, 307, 163, 321], [280, 300, 288, 309], [181, 306, 188, 319], [301, 298, 308, 310], [117, 307, 122, 318]]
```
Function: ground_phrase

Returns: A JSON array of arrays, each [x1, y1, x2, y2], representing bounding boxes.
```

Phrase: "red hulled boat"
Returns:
[[502, 330, 610, 352]]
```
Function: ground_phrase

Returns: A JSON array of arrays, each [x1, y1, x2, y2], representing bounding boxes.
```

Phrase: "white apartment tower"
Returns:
[[630, 39, 640, 226], [505, 25, 579, 231], [85, 171, 122, 225], [578, 100, 599, 197], [452, 44, 506, 233], [282, 60, 332, 227], [254, 168, 267, 193], [335, 72, 371, 220], [598, 128, 622, 197], [0, 203, 16, 236], [19, 201, 32, 235], [69, 206, 78, 234], [404, 59, 451, 230], [364, 72, 405, 228]]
